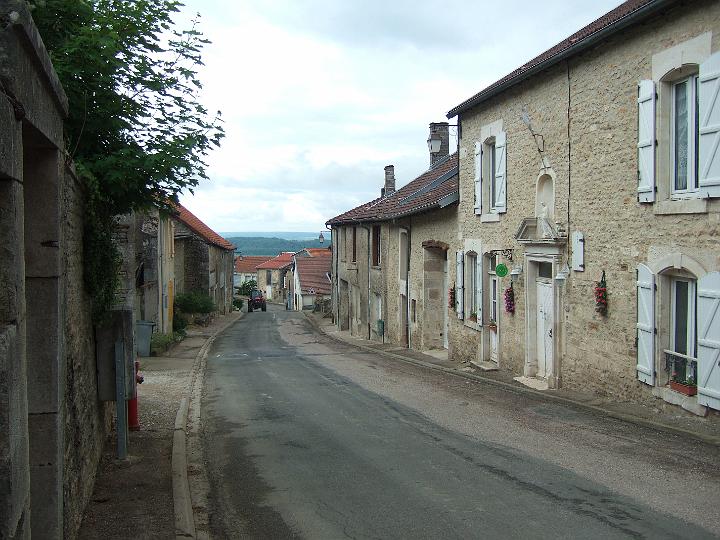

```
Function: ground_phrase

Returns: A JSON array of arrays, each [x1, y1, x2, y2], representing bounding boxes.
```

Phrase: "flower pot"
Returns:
[[670, 381, 697, 396], [486, 324, 497, 332]]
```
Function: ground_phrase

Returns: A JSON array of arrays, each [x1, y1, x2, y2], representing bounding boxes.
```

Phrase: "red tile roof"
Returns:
[[304, 248, 332, 257], [448, 0, 661, 117], [295, 256, 332, 295], [326, 153, 458, 226], [173, 203, 235, 251], [234, 256, 272, 273], [256, 252, 295, 270]]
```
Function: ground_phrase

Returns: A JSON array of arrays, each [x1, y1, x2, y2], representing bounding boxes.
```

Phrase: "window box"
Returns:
[[669, 380, 697, 396]]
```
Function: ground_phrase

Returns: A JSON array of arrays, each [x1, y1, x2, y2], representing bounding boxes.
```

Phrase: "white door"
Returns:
[[536, 280, 554, 379], [489, 276, 499, 363], [265, 285, 272, 300], [443, 258, 449, 349]]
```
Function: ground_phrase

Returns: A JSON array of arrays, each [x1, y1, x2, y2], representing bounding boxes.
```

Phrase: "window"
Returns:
[[488, 256, 498, 323], [399, 229, 408, 279], [266, 270, 272, 284], [352, 227, 357, 263], [340, 228, 346, 262], [467, 252, 478, 318], [670, 278, 696, 357], [488, 142, 498, 210], [474, 128, 507, 217], [538, 262, 553, 279], [372, 225, 381, 266], [411, 299, 417, 322], [672, 75, 699, 193]]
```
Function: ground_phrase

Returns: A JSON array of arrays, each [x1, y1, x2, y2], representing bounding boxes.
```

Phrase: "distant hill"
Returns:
[[226, 236, 332, 256], [220, 231, 331, 242]]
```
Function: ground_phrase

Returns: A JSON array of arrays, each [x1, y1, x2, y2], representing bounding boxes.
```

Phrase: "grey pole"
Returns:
[[115, 340, 128, 459]]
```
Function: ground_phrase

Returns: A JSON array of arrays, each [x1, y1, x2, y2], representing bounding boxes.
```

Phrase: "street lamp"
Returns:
[[427, 132, 442, 154], [318, 231, 325, 244]]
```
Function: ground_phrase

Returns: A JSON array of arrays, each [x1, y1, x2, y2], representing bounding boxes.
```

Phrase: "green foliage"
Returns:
[[232, 298, 244, 311], [173, 312, 188, 332], [227, 237, 330, 257], [175, 291, 216, 314], [31, 0, 224, 322], [237, 280, 257, 296], [150, 331, 183, 355]]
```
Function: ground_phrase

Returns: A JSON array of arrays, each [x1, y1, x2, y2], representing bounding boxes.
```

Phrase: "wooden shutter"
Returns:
[[636, 264, 655, 385], [494, 132, 507, 213], [637, 80, 656, 203], [456, 251, 464, 319], [475, 254, 483, 324], [699, 52, 720, 198], [474, 142, 482, 215], [697, 271, 720, 411]]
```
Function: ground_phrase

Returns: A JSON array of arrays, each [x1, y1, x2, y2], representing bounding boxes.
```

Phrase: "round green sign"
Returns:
[[495, 263, 509, 277]]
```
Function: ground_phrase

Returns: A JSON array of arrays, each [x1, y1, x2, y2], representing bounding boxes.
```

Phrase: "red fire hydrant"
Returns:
[[128, 360, 144, 431]]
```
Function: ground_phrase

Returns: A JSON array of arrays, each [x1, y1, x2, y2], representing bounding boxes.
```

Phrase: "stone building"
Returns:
[[327, 123, 458, 351], [446, 0, 720, 414], [234, 255, 271, 288], [0, 2, 113, 537], [172, 204, 235, 314], [291, 251, 332, 311], [256, 252, 295, 303]]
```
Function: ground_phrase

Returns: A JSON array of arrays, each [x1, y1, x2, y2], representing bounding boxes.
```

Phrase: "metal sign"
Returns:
[[495, 263, 509, 277]]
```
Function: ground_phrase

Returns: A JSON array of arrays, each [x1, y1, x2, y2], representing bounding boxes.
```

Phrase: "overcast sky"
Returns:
[[176, 0, 623, 234]]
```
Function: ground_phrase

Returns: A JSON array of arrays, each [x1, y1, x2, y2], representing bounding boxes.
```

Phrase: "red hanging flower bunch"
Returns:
[[595, 270, 608, 315], [504, 284, 515, 314]]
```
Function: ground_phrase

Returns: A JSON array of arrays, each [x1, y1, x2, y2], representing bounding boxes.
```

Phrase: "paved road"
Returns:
[[202, 305, 720, 539]]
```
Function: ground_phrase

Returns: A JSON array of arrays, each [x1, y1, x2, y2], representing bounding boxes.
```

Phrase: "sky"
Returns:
[[175, 0, 624, 234]]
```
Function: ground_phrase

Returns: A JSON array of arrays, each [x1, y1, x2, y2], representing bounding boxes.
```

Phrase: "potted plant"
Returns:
[[670, 376, 697, 396], [486, 319, 497, 331]]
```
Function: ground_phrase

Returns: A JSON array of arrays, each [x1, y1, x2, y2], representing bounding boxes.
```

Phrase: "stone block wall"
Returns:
[[181, 235, 210, 295]]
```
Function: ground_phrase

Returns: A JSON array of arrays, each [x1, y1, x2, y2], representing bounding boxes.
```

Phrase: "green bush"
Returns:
[[232, 298, 244, 310], [150, 331, 185, 355], [173, 313, 188, 332], [238, 280, 257, 296], [175, 291, 216, 314]]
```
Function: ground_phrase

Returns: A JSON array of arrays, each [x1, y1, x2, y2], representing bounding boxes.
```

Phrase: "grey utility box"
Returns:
[[136, 320, 155, 357]]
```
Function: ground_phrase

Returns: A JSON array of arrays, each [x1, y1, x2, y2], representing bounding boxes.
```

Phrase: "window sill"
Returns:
[[371, 265, 382, 271], [480, 213, 501, 223], [463, 320, 481, 331], [654, 198, 708, 215]]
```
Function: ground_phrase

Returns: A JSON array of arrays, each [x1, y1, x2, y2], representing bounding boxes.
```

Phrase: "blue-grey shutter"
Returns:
[[637, 80, 656, 202], [697, 271, 720, 411], [636, 264, 655, 385], [494, 132, 507, 213], [474, 142, 482, 215], [456, 251, 464, 319], [699, 52, 720, 198]]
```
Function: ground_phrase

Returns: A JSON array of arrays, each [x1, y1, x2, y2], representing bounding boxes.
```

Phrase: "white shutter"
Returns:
[[494, 132, 507, 213], [474, 142, 482, 215], [699, 52, 720, 198], [475, 254, 483, 324], [636, 264, 655, 385], [637, 80, 656, 203], [697, 271, 720, 411], [456, 251, 464, 319]]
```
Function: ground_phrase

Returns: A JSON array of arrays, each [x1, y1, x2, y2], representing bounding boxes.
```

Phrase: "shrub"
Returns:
[[173, 313, 188, 332], [175, 291, 216, 314], [232, 298, 244, 311], [238, 280, 257, 296], [150, 331, 185, 355]]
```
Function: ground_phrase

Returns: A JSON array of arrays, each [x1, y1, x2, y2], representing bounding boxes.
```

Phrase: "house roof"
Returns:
[[234, 256, 272, 273], [447, 0, 669, 118], [256, 252, 295, 270], [295, 256, 332, 295], [303, 248, 332, 257], [173, 203, 235, 251], [326, 153, 459, 226]]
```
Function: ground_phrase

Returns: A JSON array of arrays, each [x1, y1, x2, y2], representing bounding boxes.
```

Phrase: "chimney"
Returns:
[[382, 165, 395, 197], [428, 122, 449, 167]]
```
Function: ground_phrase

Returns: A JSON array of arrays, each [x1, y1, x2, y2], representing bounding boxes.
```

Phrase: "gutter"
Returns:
[[446, 0, 674, 118]]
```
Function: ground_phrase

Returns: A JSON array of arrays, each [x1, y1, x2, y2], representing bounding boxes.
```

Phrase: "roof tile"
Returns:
[[173, 203, 235, 251]]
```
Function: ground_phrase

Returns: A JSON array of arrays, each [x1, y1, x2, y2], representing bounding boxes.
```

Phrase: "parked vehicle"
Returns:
[[247, 289, 267, 312]]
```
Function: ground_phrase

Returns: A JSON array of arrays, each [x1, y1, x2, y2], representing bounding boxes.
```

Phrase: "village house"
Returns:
[[0, 3, 113, 537], [327, 123, 458, 350], [234, 255, 271, 288], [172, 203, 235, 314], [256, 252, 295, 304], [290, 250, 332, 311], [446, 0, 720, 414]]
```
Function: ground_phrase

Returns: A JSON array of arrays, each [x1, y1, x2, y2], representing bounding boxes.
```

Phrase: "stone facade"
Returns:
[[450, 0, 720, 413], [0, 3, 112, 537]]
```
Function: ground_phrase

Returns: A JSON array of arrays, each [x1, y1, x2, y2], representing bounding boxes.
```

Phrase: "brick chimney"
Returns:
[[381, 165, 395, 197], [428, 122, 449, 167]]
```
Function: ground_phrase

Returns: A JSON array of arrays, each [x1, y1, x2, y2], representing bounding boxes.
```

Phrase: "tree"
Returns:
[[29, 0, 224, 319], [237, 280, 258, 297]]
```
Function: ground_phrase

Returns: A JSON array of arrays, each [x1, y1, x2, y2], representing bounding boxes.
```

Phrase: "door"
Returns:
[[489, 276, 499, 363], [536, 280, 554, 379], [443, 258, 449, 349]]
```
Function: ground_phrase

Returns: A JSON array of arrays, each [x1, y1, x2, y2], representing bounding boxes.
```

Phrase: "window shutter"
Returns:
[[456, 251, 464, 319], [636, 264, 655, 385], [494, 131, 507, 213], [637, 80, 656, 203], [699, 52, 720, 198], [474, 142, 482, 215], [697, 271, 720, 411], [475, 255, 483, 324]]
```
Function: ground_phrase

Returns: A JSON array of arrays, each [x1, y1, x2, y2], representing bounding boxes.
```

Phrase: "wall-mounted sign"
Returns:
[[495, 263, 509, 277]]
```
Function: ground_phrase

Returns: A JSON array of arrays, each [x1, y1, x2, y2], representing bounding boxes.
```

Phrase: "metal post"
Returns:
[[115, 340, 128, 459]]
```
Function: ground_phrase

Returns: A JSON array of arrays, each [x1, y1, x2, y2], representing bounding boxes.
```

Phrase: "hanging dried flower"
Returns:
[[504, 283, 515, 314], [595, 270, 608, 315]]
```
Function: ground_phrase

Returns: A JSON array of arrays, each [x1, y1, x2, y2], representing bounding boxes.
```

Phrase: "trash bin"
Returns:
[[136, 320, 155, 357]]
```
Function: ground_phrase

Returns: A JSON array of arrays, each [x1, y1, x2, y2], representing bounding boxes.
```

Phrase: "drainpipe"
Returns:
[[360, 223, 372, 340], [406, 224, 412, 349]]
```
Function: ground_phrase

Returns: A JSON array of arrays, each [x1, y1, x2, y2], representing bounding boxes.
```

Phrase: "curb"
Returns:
[[302, 313, 720, 448], [172, 313, 243, 540]]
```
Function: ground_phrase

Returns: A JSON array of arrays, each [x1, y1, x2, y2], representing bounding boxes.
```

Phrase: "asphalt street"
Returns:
[[201, 304, 720, 539]]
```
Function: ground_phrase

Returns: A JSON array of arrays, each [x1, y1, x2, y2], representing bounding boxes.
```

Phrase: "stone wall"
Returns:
[[453, 0, 720, 405], [180, 235, 210, 295]]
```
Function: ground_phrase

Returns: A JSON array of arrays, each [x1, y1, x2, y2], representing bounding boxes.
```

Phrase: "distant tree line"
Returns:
[[228, 237, 330, 256]]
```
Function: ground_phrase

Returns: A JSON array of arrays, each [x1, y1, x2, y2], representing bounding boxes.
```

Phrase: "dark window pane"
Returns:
[[674, 80, 688, 191]]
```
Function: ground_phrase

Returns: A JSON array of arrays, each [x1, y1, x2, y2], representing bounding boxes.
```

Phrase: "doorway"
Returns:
[[536, 279, 554, 379]]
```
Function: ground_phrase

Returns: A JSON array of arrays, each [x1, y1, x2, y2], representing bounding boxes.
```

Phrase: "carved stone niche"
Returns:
[[514, 217, 566, 246]]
